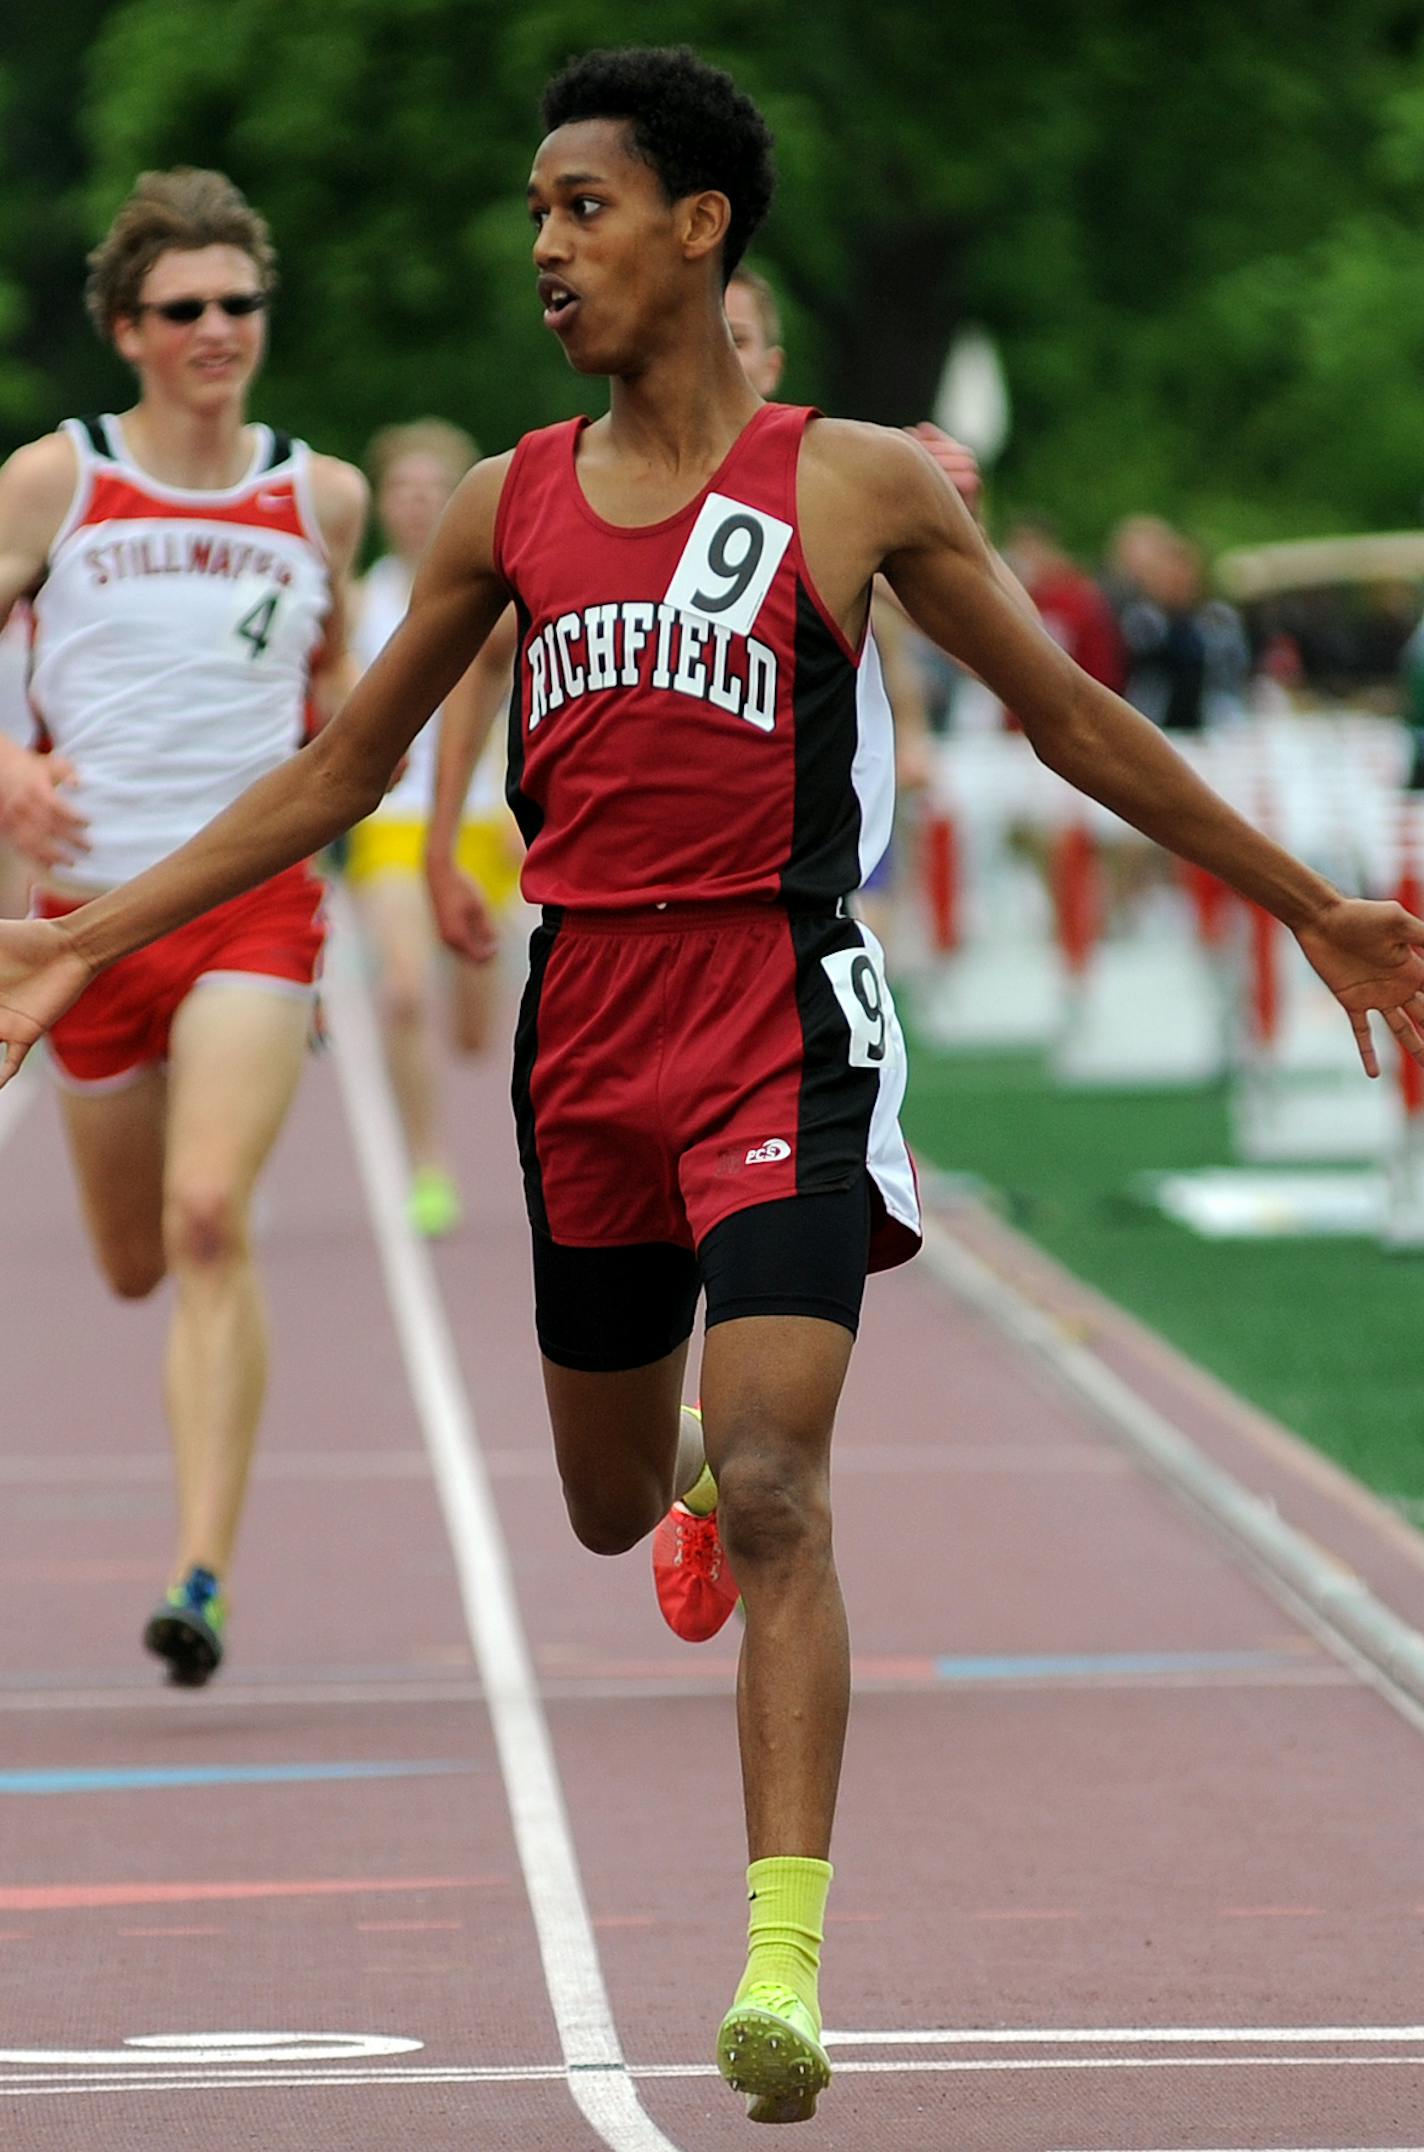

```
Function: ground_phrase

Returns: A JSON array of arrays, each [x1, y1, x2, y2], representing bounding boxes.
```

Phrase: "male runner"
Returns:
[[347, 419, 522, 1236], [0, 167, 365, 1685], [3, 55, 1424, 2122]]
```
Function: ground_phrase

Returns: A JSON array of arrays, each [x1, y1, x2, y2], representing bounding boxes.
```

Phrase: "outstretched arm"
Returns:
[[904, 421, 1039, 627], [0, 452, 515, 1084], [814, 424, 1424, 1071]]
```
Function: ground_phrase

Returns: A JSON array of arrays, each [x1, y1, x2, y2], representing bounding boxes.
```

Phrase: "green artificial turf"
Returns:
[[900, 1034, 1424, 1512]]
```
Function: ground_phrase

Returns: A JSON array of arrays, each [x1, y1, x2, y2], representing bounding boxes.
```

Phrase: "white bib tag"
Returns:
[[821, 942, 893, 1068], [663, 493, 793, 640]]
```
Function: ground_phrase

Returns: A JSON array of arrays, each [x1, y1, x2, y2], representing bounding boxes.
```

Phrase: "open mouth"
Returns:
[[538, 277, 581, 332]]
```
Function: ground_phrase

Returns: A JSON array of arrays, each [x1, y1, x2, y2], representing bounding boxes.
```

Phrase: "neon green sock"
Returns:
[[678, 1406, 718, 1516], [681, 1461, 718, 1517], [733, 1857, 833, 2032]]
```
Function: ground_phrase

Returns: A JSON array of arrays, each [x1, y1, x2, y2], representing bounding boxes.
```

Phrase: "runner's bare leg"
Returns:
[[542, 1342, 692, 1555], [544, 1314, 850, 1852], [701, 1314, 853, 1859], [161, 983, 310, 1577], [58, 1069, 168, 1302]]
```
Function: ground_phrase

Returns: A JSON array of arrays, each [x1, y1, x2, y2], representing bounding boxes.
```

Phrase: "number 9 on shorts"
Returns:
[[821, 940, 894, 1069]]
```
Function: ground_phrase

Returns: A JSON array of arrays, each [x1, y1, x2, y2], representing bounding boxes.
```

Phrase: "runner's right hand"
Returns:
[[0, 916, 95, 1085], [0, 752, 89, 868]]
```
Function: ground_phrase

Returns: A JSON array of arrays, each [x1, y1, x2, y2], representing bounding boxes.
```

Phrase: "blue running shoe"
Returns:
[[143, 1566, 227, 1687]]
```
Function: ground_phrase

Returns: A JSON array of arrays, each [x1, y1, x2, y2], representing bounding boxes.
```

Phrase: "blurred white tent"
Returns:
[[932, 324, 1011, 466]]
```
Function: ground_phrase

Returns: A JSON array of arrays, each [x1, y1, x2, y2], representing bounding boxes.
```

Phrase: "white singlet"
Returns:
[[30, 416, 331, 889], [353, 554, 502, 820]]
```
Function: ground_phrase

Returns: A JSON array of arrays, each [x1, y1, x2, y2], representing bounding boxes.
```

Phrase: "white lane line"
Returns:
[[324, 897, 681, 2152], [825, 2023, 1424, 2045], [3, 2052, 1424, 2099], [919, 1216, 1424, 1741]]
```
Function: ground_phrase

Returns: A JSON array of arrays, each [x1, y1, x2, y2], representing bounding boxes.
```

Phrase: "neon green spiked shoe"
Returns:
[[407, 1166, 462, 1239], [717, 1982, 832, 2125]]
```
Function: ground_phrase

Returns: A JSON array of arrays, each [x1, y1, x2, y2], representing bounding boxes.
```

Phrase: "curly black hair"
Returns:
[[541, 46, 775, 281]]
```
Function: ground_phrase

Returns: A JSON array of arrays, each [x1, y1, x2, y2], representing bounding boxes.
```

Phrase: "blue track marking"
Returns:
[[933, 1649, 1309, 1683], [0, 1760, 477, 1796]]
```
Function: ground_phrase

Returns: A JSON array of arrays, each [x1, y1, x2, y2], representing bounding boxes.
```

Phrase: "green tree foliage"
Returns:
[[6, 0, 1424, 553], [0, 3, 128, 439]]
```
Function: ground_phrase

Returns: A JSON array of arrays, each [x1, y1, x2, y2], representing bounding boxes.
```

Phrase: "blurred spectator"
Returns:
[[1110, 521, 1248, 732], [1400, 613, 1424, 787], [999, 516, 1127, 725], [1101, 513, 1177, 615]]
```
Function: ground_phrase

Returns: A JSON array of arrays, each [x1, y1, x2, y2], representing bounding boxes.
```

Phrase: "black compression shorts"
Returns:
[[531, 1178, 873, 1373]]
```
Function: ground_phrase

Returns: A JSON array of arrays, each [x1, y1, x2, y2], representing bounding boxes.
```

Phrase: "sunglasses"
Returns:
[[132, 292, 269, 324]]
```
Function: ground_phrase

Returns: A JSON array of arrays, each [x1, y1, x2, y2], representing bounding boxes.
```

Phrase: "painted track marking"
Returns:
[[0, 1439, 1126, 1482], [0, 1875, 492, 1911], [823, 2024, 1424, 2045], [324, 898, 681, 2152], [0, 2033, 422, 2066], [0, 1658, 1355, 1716], [0, 1760, 474, 1795], [4, 2050, 1424, 2101]]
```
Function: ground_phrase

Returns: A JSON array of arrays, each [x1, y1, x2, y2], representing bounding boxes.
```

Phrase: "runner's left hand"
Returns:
[[1295, 897, 1424, 1076]]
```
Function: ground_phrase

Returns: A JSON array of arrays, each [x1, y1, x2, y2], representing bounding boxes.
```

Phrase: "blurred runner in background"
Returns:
[[348, 420, 523, 1237], [0, 167, 366, 1685]]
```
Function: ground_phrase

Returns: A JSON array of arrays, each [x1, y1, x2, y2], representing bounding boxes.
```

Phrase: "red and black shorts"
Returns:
[[513, 901, 921, 1371]]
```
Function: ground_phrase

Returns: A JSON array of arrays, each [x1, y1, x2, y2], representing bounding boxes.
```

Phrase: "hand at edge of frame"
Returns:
[[1294, 895, 1424, 1078]]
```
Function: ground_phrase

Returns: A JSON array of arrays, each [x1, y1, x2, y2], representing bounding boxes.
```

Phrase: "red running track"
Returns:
[[2, 920, 1424, 2150]]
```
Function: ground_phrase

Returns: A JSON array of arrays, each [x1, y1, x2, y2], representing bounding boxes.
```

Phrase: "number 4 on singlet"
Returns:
[[664, 492, 793, 639], [235, 592, 280, 659]]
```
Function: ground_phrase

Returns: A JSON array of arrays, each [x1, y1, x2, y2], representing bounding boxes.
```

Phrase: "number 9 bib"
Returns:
[[663, 492, 794, 639]]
